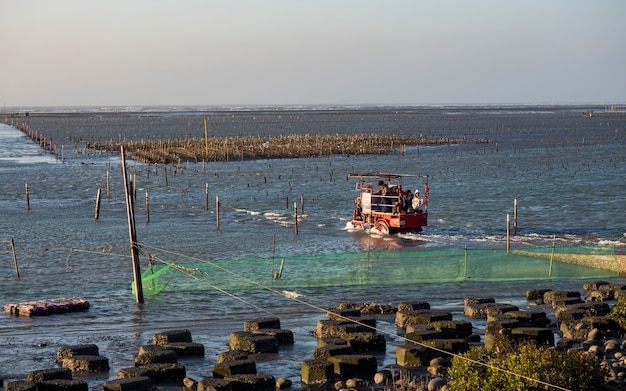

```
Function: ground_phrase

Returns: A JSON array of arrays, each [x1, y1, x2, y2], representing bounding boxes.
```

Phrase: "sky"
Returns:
[[1, 0, 625, 107]]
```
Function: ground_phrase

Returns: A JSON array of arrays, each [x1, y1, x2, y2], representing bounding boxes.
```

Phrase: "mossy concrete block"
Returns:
[[405, 329, 443, 344], [228, 331, 278, 353], [526, 289, 552, 302], [328, 354, 378, 377], [103, 377, 152, 391], [510, 327, 555, 346], [464, 303, 518, 318], [431, 320, 474, 338], [421, 339, 470, 355], [550, 297, 585, 309], [586, 316, 620, 333], [141, 363, 187, 383], [484, 331, 500, 350], [153, 329, 192, 345], [495, 310, 550, 327], [57, 344, 99, 361], [252, 329, 294, 345], [543, 291, 581, 307], [340, 332, 386, 352], [62, 355, 110, 372], [27, 368, 72, 383], [137, 345, 170, 356], [212, 359, 257, 379], [36, 379, 88, 391], [217, 350, 249, 364], [224, 374, 276, 391], [583, 281, 611, 291], [117, 367, 151, 379], [134, 349, 177, 366], [160, 342, 205, 356], [406, 324, 435, 333], [397, 301, 430, 312], [317, 337, 347, 348], [486, 319, 525, 332], [300, 359, 334, 385], [395, 345, 428, 367], [327, 309, 361, 321], [555, 302, 611, 322], [315, 319, 370, 338], [198, 378, 231, 391], [6, 380, 36, 391], [464, 297, 495, 306], [312, 344, 352, 359], [395, 310, 452, 328], [560, 321, 588, 341], [243, 317, 281, 331]]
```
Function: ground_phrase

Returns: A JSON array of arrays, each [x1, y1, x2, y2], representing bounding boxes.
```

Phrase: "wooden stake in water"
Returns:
[[145, 191, 150, 223], [95, 188, 102, 219], [300, 194, 304, 215], [121, 146, 144, 304], [205, 183, 209, 211], [506, 214, 510, 254], [106, 171, 111, 198], [10, 238, 19, 278], [216, 196, 220, 230], [549, 234, 556, 278], [294, 202, 299, 235], [25, 183, 30, 210], [204, 117, 209, 156], [513, 199, 518, 235]]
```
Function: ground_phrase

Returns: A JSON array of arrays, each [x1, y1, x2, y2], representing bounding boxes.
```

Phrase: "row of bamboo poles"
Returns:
[[87, 134, 487, 164]]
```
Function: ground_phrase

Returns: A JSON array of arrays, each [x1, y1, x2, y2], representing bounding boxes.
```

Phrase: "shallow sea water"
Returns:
[[1, 105, 625, 387]]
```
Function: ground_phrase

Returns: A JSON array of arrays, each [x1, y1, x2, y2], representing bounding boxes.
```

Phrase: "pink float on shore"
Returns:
[[3, 297, 89, 316]]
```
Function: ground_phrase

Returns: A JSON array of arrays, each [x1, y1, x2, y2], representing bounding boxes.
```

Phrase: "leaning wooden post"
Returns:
[[216, 196, 220, 230], [513, 199, 518, 235], [10, 238, 19, 278], [94, 188, 102, 219], [300, 194, 304, 215], [25, 183, 30, 210], [549, 234, 556, 278], [506, 214, 511, 254], [121, 146, 144, 304], [294, 202, 299, 235]]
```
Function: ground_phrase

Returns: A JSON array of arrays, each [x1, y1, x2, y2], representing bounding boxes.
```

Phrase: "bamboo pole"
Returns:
[[95, 188, 102, 219], [10, 238, 19, 278], [121, 146, 144, 304], [549, 234, 556, 278]]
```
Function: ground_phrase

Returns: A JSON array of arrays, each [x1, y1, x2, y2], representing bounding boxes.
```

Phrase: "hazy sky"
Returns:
[[2, 0, 625, 107]]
